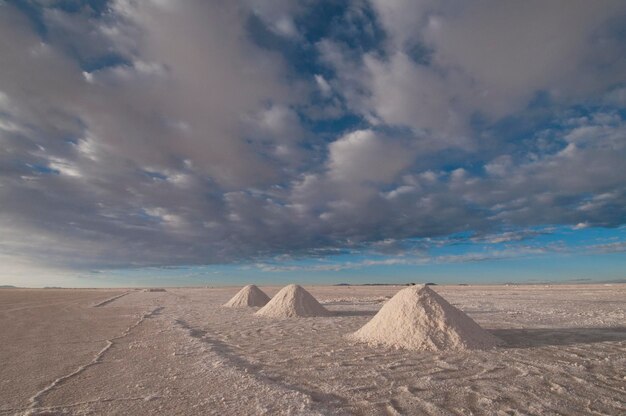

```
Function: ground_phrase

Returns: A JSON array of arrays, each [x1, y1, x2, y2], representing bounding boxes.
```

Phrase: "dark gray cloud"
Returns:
[[1, 0, 625, 275]]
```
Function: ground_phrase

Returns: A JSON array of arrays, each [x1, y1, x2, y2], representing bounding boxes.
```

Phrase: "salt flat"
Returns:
[[1, 285, 625, 415]]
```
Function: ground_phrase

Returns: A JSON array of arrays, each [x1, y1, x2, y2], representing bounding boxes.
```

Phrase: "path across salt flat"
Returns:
[[1, 285, 625, 415]]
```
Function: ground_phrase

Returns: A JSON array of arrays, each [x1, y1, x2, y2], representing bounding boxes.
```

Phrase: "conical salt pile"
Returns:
[[224, 284, 270, 307], [256, 284, 331, 318], [350, 285, 501, 351]]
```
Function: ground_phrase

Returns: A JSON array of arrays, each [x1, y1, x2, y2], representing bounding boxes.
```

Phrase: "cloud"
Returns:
[[371, 0, 626, 118], [363, 51, 466, 134], [252, 245, 557, 273], [327, 129, 416, 183], [590, 241, 626, 254], [321, 0, 626, 142], [243, 0, 303, 39], [0, 1, 625, 275]]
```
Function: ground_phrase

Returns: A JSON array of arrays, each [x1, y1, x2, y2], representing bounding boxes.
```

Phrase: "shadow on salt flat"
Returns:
[[491, 326, 626, 348], [329, 310, 377, 317], [173, 319, 351, 409]]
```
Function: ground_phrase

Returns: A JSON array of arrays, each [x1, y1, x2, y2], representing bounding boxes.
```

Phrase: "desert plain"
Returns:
[[1, 284, 625, 415]]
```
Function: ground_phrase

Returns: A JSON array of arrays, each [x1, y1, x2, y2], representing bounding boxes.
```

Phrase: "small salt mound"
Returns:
[[350, 285, 501, 351], [224, 284, 270, 307], [256, 284, 331, 318]]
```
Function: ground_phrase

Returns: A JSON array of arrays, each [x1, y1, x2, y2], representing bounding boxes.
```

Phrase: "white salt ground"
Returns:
[[350, 285, 502, 351], [2, 285, 625, 415], [224, 285, 270, 308], [256, 284, 331, 318]]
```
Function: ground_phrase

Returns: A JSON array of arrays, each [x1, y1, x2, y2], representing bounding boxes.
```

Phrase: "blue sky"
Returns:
[[1, 1, 625, 287], [65, 226, 626, 287]]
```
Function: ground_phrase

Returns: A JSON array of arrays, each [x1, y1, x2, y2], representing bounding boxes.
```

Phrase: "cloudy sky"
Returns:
[[1, 0, 625, 287]]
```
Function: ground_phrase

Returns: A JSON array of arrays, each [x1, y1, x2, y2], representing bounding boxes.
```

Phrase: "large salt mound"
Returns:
[[350, 285, 501, 351], [256, 284, 331, 318], [224, 284, 270, 307]]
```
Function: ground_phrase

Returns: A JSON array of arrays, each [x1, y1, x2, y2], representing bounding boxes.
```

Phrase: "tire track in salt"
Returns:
[[173, 318, 348, 415], [92, 291, 131, 307], [26, 307, 164, 411]]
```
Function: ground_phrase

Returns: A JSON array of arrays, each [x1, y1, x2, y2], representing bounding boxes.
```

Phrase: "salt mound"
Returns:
[[351, 285, 501, 351], [256, 284, 331, 318], [224, 284, 270, 307]]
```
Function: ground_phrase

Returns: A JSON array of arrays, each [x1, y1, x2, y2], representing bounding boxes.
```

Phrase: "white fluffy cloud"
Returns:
[[336, 0, 626, 131], [328, 129, 416, 183]]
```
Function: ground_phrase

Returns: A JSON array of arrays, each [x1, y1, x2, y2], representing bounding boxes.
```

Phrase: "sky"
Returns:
[[0, 0, 625, 287]]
